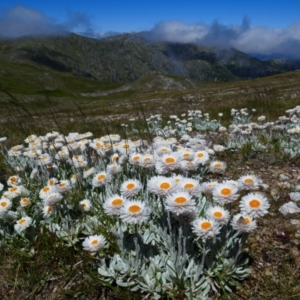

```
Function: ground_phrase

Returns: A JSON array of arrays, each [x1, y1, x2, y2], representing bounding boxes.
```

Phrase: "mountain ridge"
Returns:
[[1, 32, 300, 84]]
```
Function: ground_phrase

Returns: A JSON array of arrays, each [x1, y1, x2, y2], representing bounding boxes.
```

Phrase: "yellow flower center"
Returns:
[[59, 182, 66, 187], [133, 156, 140, 161], [220, 188, 232, 196], [201, 222, 212, 230], [160, 182, 170, 189], [244, 178, 254, 183], [249, 199, 261, 208], [165, 157, 175, 163], [122, 144, 130, 149], [43, 187, 50, 193], [10, 187, 18, 192], [22, 198, 29, 204], [91, 239, 99, 245], [184, 183, 195, 189], [126, 183, 135, 190], [97, 174, 106, 181], [144, 157, 151, 162], [1, 202, 8, 207], [174, 197, 187, 204], [213, 211, 223, 218], [214, 163, 222, 168], [11, 177, 17, 182], [183, 153, 190, 157], [244, 217, 251, 224], [161, 148, 168, 152], [18, 219, 26, 225], [112, 199, 123, 206], [128, 205, 141, 213]]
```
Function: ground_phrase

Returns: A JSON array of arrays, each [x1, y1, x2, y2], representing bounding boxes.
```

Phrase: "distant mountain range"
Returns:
[[1, 32, 300, 83]]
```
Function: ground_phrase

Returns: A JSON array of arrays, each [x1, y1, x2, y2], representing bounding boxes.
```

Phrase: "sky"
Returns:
[[1, 0, 300, 58]]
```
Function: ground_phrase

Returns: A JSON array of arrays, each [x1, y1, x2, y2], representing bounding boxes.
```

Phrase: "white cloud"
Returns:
[[0, 6, 94, 38], [146, 18, 300, 59]]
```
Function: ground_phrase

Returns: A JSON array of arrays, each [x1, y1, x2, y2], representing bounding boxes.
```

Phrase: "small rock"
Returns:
[[279, 174, 291, 181], [264, 269, 273, 276], [290, 219, 300, 225]]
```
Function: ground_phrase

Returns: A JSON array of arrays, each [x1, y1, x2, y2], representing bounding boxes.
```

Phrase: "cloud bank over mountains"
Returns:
[[1, 5, 300, 59], [146, 19, 300, 59]]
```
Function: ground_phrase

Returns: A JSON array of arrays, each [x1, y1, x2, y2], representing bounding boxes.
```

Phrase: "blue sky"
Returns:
[[1, 0, 299, 32], [1, 1, 300, 57]]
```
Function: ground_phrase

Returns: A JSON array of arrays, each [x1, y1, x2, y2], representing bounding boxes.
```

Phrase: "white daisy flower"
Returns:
[[89, 140, 103, 151], [43, 192, 63, 206], [120, 200, 151, 224], [205, 206, 230, 224], [138, 154, 156, 168], [179, 160, 199, 171], [103, 194, 127, 216], [55, 148, 70, 161], [179, 178, 202, 196], [42, 205, 53, 218], [238, 174, 261, 191], [55, 180, 72, 193], [70, 173, 81, 185], [209, 160, 227, 174], [120, 179, 143, 198], [83, 167, 96, 178], [39, 185, 57, 200], [192, 218, 220, 240], [7, 185, 29, 199], [147, 176, 178, 197], [0, 198, 12, 213], [165, 191, 196, 216], [231, 214, 257, 232], [14, 216, 32, 233], [106, 163, 123, 175], [118, 140, 134, 155], [79, 199, 92, 211], [92, 172, 111, 188], [213, 145, 226, 152], [72, 155, 88, 168], [7, 175, 22, 186], [178, 149, 195, 161], [172, 174, 185, 185], [239, 192, 270, 218], [46, 131, 60, 141], [129, 153, 142, 165], [109, 134, 121, 142], [47, 178, 58, 186], [20, 197, 31, 207], [0, 182, 3, 192], [82, 234, 106, 252], [38, 153, 52, 165], [154, 145, 172, 156], [156, 153, 181, 173], [194, 150, 210, 165], [212, 182, 239, 204]]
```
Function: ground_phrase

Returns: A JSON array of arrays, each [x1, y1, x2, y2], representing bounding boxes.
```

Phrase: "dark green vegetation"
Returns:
[[1, 32, 300, 85]]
